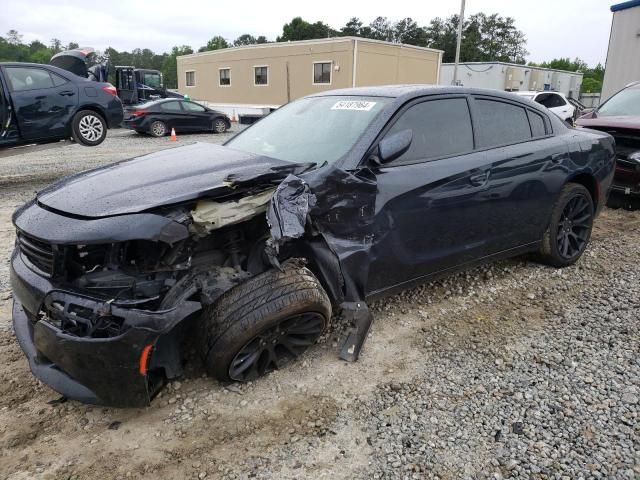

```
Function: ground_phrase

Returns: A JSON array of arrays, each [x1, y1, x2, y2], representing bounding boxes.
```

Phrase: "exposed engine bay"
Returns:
[[26, 189, 277, 339]]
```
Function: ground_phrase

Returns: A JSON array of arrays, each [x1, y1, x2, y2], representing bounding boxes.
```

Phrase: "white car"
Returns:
[[514, 91, 575, 123]]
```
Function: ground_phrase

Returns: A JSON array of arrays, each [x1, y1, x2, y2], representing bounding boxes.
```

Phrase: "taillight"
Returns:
[[131, 110, 146, 117], [102, 84, 117, 96]]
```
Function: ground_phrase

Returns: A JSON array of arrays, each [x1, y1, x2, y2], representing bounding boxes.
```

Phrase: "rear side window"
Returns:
[[6, 67, 54, 91], [474, 99, 531, 148], [385, 98, 474, 165], [182, 101, 206, 112], [51, 73, 68, 87], [536, 93, 566, 108], [161, 101, 182, 112], [528, 110, 547, 137]]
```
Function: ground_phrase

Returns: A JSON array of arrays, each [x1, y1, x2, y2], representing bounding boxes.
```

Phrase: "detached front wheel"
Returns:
[[71, 110, 107, 146], [198, 264, 331, 382]]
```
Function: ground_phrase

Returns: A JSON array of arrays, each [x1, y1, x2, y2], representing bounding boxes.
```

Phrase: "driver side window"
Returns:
[[384, 98, 474, 165]]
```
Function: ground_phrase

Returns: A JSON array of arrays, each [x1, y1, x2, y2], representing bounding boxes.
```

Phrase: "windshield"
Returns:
[[598, 86, 640, 116], [143, 72, 163, 89], [226, 96, 389, 165]]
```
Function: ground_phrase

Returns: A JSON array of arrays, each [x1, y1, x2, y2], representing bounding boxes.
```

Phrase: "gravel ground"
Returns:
[[0, 130, 638, 479]]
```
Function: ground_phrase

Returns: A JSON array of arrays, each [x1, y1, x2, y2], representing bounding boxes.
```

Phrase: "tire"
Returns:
[[149, 120, 167, 137], [198, 263, 331, 382], [213, 118, 228, 133], [71, 110, 107, 146], [538, 183, 594, 267]]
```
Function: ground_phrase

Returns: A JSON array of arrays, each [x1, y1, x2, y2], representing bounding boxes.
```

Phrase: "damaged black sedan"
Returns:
[[11, 86, 615, 407]]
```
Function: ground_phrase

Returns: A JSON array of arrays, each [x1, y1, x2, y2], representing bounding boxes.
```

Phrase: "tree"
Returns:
[[424, 13, 528, 63], [424, 17, 458, 62], [277, 17, 335, 41], [256, 36, 268, 44], [234, 34, 256, 46], [162, 45, 193, 88], [341, 17, 363, 36], [6, 29, 22, 45], [50, 38, 62, 53], [199, 36, 228, 52], [368, 17, 393, 41], [67, 42, 79, 50], [392, 17, 427, 46]]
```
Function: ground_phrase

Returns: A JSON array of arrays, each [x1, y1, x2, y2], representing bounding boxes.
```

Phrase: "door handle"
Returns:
[[469, 171, 490, 186], [551, 153, 566, 163], [59, 90, 75, 96]]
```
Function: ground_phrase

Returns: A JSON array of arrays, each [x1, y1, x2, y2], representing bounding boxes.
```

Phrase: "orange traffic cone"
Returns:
[[170, 128, 177, 141]]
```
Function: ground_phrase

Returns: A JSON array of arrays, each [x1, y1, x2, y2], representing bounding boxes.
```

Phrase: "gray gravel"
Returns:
[[360, 240, 640, 479]]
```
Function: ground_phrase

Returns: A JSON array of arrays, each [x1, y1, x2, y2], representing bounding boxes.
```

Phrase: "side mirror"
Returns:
[[377, 129, 413, 164]]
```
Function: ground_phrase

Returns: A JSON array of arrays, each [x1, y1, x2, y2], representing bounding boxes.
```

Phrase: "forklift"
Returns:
[[50, 48, 183, 105], [114, 66, 183, 105]]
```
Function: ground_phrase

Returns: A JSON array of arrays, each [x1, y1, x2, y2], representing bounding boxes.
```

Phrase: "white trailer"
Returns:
[[439, 62, 583, 99]]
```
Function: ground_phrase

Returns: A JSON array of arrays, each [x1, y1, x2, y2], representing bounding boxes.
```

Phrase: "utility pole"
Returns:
[[452, 0, 466, 85]]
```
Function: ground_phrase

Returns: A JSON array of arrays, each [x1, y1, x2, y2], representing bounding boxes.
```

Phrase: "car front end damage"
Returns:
[[10, 181, 290, 407]]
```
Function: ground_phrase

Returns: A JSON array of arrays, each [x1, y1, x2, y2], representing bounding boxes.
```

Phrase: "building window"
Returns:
[[313, 62, 332, 84], [185, 71, 196, 87], [219, 68, 230, 86], [254, 66, 268, 86]]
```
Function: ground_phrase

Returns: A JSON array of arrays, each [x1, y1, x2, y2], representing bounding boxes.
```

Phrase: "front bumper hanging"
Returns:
[[11, 249, 200, 407]]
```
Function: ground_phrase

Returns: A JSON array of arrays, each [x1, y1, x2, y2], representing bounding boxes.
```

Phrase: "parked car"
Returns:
[[123, 98, 230, 136], [11, 86, 615, 407], [576, 81, 640, 207], [0, 62, 123, 147], [515, 91, 576, 123]]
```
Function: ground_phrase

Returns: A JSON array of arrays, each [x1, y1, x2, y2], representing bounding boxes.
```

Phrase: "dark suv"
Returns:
[[0, 62, 123, 147], [577, 81, 640, 206]]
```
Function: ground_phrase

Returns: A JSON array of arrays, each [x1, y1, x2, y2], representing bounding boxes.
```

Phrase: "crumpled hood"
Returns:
[[576, 115, 640, 130], [37, 143, 296, 218]]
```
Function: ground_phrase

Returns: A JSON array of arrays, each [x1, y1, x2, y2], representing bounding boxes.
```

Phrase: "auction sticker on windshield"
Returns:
[[331, 100, 377, 111]]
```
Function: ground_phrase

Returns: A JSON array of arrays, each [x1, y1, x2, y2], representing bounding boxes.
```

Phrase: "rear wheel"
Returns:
[[538, 183, 594, 267], [71, 110, 107, 146], [213, 118, 228, 133], [198, 264, 331, 382], [149, 120, 167, 137]]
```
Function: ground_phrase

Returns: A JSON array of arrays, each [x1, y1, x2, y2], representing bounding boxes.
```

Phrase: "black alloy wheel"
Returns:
[[556, 194, 592, 260], [228, 312, 325, 381], [538, 183, 594, 267]]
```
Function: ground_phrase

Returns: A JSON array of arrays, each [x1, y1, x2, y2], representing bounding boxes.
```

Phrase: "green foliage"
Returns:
[[199, 36, 229, 52], [282, 14, 527, 62], [161, 45, 193, 89], [277, 17, 336, 42], [234, 34, 257, 47], [424, 13, 528, 63]]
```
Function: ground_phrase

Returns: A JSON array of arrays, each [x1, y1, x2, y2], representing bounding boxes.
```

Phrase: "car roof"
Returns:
[[515, 90, 564, 96], [307, 84, 554, 104]]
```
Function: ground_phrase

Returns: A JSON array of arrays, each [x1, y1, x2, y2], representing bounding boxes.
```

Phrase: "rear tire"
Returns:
[[198, 263, 331, 382], [71, 110, 107, 146], [149, 120, 167, 137], [538, 183, 594, 267]]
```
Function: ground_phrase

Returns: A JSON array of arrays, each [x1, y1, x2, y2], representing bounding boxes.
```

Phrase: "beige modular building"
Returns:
[[601, 0, 640, 101], [177, 37, 442, 109]]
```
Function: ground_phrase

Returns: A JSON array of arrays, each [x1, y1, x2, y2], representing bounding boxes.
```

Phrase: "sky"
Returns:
[[0, 0, 614, 66]]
